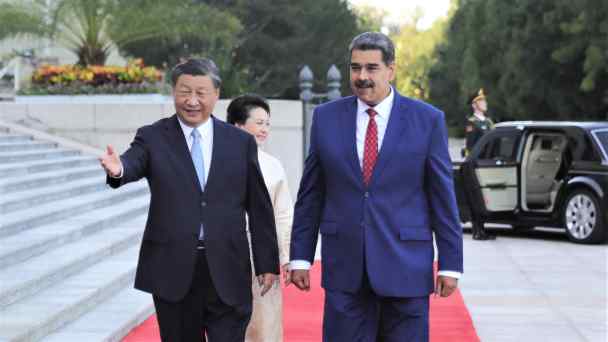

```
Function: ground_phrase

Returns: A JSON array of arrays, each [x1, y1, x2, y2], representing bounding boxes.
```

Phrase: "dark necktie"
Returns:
[[363, 108, 378, 186]]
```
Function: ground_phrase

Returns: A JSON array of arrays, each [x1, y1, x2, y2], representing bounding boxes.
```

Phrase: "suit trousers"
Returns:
[[153, 249, 252, 342], [323, 263, 429, 342]]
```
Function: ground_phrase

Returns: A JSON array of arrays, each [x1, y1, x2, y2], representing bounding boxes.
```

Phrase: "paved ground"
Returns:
[[448, 138, 606, 341], [461, 225, 607, 342]]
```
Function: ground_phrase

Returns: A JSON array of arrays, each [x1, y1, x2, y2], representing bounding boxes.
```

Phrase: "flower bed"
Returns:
[[20, 59, 163, 95]]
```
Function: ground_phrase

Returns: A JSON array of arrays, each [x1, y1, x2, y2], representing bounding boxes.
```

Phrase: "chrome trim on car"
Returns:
[[590, 128, 608, 165], [570, 170, 608, 176], [567, 177, 604, 198]]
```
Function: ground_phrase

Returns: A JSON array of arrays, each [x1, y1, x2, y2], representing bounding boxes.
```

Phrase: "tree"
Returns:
[[428, 0, 607, 128], [122, 0, 372, 98], [392, 11, 447, 100], [208, 0, 366, 98], [549, 0, 608, 117], [351, 4, 387, 33], [0, 0, 241, 66]]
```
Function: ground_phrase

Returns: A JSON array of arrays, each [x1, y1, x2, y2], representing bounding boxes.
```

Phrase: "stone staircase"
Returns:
[[0, 124, 154, 341]]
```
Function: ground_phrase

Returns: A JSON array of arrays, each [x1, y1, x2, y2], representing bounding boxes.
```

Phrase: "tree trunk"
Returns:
[[76, 45, 107, 66]]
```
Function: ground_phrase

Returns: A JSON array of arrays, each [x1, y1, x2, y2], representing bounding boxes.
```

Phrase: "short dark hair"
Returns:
[[349, 32, 395, 65], [170, 58, 221, 88], [226, 94, 270, 125]]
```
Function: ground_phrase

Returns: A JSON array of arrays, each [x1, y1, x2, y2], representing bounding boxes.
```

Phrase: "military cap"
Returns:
[[469, 88, 486, 105]]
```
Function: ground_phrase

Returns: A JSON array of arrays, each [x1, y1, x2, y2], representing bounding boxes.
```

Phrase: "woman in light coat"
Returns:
[[227, 94, 293, 342]]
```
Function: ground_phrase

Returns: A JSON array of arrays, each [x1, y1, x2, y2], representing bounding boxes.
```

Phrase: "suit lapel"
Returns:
[[163, 115, 203, 194], [368, 93, 408, 187], [341, 98, 364, 187]]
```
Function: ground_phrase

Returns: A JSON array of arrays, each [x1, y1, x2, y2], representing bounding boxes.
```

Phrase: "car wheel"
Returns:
[[563, 189, 606, 244]]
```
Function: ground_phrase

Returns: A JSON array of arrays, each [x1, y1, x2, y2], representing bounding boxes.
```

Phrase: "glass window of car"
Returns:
[[592, 130, 608, 160], [581, 135, 601, 161], [478, 132, 520, 162], [567, 130, 601, 162]]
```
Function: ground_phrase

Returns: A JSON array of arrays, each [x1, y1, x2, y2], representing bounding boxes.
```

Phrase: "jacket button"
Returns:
[[201, 201, 207, 207], [364, 192, 369, 198]]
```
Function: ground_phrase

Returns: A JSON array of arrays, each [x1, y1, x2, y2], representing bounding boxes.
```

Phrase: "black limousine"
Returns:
[[453, 121, 608, 244]]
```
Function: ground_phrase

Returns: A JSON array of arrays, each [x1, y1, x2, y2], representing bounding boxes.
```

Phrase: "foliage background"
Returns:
[[120, 0, 368, 98], [2, 0, 606, 124], [425, 0, 608, 129]]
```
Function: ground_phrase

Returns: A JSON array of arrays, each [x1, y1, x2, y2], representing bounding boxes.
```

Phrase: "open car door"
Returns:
[[466, 129, 522, 218]]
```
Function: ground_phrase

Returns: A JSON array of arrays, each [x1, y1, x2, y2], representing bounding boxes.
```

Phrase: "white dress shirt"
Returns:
[[178, 116, 213, 240], [355, 87, 394, 166], [291, 88, 461, 280]]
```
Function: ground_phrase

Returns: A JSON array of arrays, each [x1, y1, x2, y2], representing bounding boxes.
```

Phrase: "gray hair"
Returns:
[[170, 58, 222, 89], [349, 32, 395, 65]]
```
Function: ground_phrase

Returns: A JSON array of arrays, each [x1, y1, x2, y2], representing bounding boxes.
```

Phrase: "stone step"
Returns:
[[0, 165, 102, 194], [0, 177, 108, 214], [0, 244, 141, 342], [43, 287, 153, 342], [0, 195, 149, 268], [0, 181, 149, 238], [0, 134, 33, 143], [0, 225, 143, 309], [0, 141, 57, 152], [0, 155, 98, 178], [0, 148, 81, 163]]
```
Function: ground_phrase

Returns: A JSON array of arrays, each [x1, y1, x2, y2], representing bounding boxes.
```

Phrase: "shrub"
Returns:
[[21, 59, 163, 95]]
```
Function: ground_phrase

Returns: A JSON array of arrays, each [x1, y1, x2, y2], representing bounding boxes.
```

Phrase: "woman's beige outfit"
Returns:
[[245, 150, 293, 342]]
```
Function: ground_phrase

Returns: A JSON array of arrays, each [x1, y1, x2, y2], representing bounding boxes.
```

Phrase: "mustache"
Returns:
[[354, 80, 374, 88]]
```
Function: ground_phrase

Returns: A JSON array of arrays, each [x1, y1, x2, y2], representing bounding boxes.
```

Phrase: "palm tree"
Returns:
[[0, 0, 242, 66]]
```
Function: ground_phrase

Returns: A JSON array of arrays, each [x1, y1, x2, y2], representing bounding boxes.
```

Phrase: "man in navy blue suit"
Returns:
[[99, 58, 279, 342], [289, 32, 464, 341]]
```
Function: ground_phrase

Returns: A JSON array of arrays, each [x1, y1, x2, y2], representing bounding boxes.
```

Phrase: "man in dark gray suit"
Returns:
[[99, 58, 279, 342]]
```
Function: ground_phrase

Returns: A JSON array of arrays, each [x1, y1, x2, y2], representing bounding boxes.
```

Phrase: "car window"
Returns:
[[593, 131, 608, 160], [567, 131, 601, 162], [580, 135, 600, 161], [478, 133, 520, 161]]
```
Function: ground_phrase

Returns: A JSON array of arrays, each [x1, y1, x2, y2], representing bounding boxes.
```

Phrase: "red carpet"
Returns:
[[123, 263, 479, 341]]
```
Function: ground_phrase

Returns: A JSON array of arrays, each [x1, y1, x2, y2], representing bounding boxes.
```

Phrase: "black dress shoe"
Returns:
[[473, 231, 496, 240]]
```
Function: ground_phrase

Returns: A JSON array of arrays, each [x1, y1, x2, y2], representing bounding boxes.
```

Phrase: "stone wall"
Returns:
[[0, 98, 304, 198]]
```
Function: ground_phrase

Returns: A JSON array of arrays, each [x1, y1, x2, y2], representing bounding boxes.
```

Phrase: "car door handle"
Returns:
[[485, 182, 507, 189]]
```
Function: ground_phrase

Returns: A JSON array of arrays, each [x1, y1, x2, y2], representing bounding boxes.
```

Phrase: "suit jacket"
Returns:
[[257, 150, 293, 266], [290, 91, 463, 297], [108, 115, 279, 305]]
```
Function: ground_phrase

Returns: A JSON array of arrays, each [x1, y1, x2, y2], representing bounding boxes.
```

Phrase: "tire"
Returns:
[[562, 189, 606, 244]]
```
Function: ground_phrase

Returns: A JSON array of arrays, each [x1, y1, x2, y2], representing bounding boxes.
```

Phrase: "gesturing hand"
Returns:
[[99, 145, 122, 177]]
